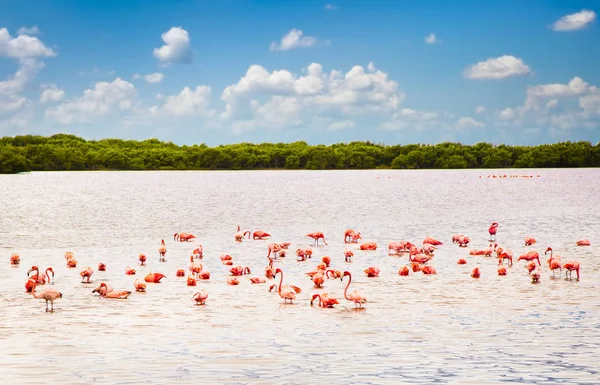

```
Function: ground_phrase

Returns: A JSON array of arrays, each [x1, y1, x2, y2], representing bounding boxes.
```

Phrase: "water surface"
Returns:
[[1, 169, 599, 384]]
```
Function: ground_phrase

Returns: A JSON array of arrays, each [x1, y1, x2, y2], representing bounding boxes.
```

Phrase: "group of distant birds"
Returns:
[[9, 222, 589, 312]]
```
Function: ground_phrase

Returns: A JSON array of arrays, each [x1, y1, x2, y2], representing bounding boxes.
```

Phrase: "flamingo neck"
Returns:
[[312, 294, 322, 306], [343, 274, 352, 300], [277, 272, 283, 296]]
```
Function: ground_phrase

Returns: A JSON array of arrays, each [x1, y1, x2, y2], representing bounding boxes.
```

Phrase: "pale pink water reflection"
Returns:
[[1, 169, 599, 384]]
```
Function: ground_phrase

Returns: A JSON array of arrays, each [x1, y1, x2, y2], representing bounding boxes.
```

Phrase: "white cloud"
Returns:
[[40, 85, 65, 103], [328, 120, 355, 131], [325, 4, 339, 10], [380, 108, 444, 131], [498, 107, 517, 120], [456, 116, 484, 128], [17, 26, 41, 35], [221, 62, 403, 128], [45, 77, 136, 124], [580, 94, 600, 115], [425, 33, 437, 44], [464, 55, 532, 80], [153, 27, 192, 64], [552, 10, 596, 31], [0, 58, 44, 120], [269, 29, 320, 51], [153, 85, 213, 117], [475, 106, 486, 114], [144, 72, 164, 83], [0, 27, 56, 58]]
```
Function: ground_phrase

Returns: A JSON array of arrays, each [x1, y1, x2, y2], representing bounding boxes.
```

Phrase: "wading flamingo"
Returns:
[[489, 222, 499, 241], [530, 269, 541, 284], [471, 267, 481, 278], [498, 266, 507, 276], [344, 229, 361, 243], [138, 254, 147, 266], [524, 237, 537, 246], [310, 293, 339, 308], [265, 259, 275, 279], [144, 272, 166, 283], [307, 232, 327, 246], [187, 276, 197, 286], [563, 260, 580, 280], [457, 235, 470, 247], [421, 265, 437, 275], [423, 236, 442, 246], [234, 226, 251, 242], [249, 276, 267, 284], [344, 248, 354, 262], [364, 266, 380, 277], [496, 247, 513, 266], [274, 268, 302, 304], [253, 230, 271, 240], [193, 289, 208, 305], [158, 239, 167, 262], [29, 280, 62, 312], [267, 243, 282, 259], [98, 263, 106, 271], [341, 271, 367, 308], [134, 279, 146, 292], [230, 266, 251, 276], [322, 256, 331, 267], [80, 267, 93, 283], [517, 251, 541, 265], [125, 266, 136, 275], [457, 258, 467, 265], [526, 261, 537, 273], [10, 253, 20, 265], [227, 277, 240, 285], [360, 242, 377, 251], [176, 268, 186, 277], [545, 247, 562, 277], [576, 239, 590, 246], [92, 282, 113, 296], [66, 257, 77, 268], [326, 269, 342, 279], [312, 272, 325, 288], [99, 283, 131, 299], [398, 266, 410, 276], [193, 245, 203, 259]]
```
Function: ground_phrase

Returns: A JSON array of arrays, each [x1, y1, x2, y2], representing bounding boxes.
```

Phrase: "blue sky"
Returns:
[[1, 0, 599, 146]]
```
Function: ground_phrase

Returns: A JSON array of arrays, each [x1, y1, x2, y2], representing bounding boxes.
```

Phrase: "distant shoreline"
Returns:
[[1, 134, 599, 174]]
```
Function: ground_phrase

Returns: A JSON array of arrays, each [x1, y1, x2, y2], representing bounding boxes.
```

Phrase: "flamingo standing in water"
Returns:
[[158, 239, 167, 262], [344, 248, 354, 262], [488, 222, 499, 241], [498, 266, 507, 276], [517, 251, 541, 265], [310, 293, 339, 308], [576, 239, 590, 246], [545, 247, 562, 277], [29, 279, 62, 312], [234, 226, 251, 242], [524, 237, 537, 246], [253, 230, 271, 240], [341, 271, 367, 308], [144, 272, 166, 283], [193, 289, 208, 305], [134, 279, 146, 292], [364, 266, 380, 277], [98, 263, 106, 271], [138, 254, 147, 266], [274, 268, 302, 304], [307, 232, 327, 246], [80, 267, 93, 283], [10, 253, 20, 265], [92, 282, 113, 296], [344, 229, 361, 243], [563, 260, 580, 280], [398, 266, 410, 276], [265, 259, 275, 279], [471, 267, 481, 278], [360, 242, 378, 251], [496, 247, 513, 266]]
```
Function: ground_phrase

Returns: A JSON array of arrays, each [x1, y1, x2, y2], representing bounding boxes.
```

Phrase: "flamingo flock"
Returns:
[[10, 223, 589, 312]]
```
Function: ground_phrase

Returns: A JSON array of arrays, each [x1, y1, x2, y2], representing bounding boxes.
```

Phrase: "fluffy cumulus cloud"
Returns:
[[0, 27, 56, 58], [150, 85, 214, 117], [220, 62, 405, 131], [153, 27, 191, 64], [552, 10, 596, 31], [493, 76, 600, 132], [40, 85, 65, 103], [45, 77, 136, 124], [464, 55, 531, 80], [269, 29, 320, 51], [456, 116, 484, 128]]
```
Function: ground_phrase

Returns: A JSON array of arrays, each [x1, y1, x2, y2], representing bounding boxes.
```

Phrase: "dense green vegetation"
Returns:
[[0, 134, 599, 174]]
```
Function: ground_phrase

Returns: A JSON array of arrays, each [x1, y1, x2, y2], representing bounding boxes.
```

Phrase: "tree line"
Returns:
[[0, 134, 599, 174]]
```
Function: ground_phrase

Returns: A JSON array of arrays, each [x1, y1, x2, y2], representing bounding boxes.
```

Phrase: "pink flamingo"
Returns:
[[398, 266, 410, 276], [307, 232, 327, 246], [29, 279, 62, 312], [138, 254, 146, 266], [457, 235, 470, 247], [158, 239, 167, 262], [457, 258, 467, 265], [249, 276, 267, 284], [422, 265, 437, 275], [187, 276, 197, 286], [563, 261, 580, 280], [253, 230, 271, 240], [267, 243, 282, 259], [576, 239, 590, 246], [344, 229, 361, 243], [364, 266, 380, 277], [80, 267, 93, 283], [92, 282, 113, 296], [531, 269, 541, 284], [10, 253, 20, 265], [471, 267, 480, 278], [98, 263, 106, 271], [134, 279, 146, 292], [423, 236, 442, 246], [230, 266, 250, 276], [193, 245, 203, 259], [524, 236, 537, 246], [274, 268, 302, 304], [322, 256, 331, 267], [98, 283, 131, 299], [193, 289, 208, 305], [344, 248, 354, 262], [265, 259, 275, 279], [545, 247, 562, 277], [496, 247, 513, 266], [312, 272, 325, 288], [234, 226, 251, 242], [341, 271, 367, 308], [227, 277, 240, 285], [310, 293, 339, 308], [144, 272, 166, 283], [517, 251, 541, 265], [497, 266, 507, 276], [488, 222, 499, 241], [408, 247, 433, 264], [125, 266, 136, 275], [360, 242, 377, 251]]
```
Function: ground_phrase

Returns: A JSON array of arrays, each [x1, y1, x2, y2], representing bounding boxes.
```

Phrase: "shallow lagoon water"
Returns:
[[1, 169, 599, 384]]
